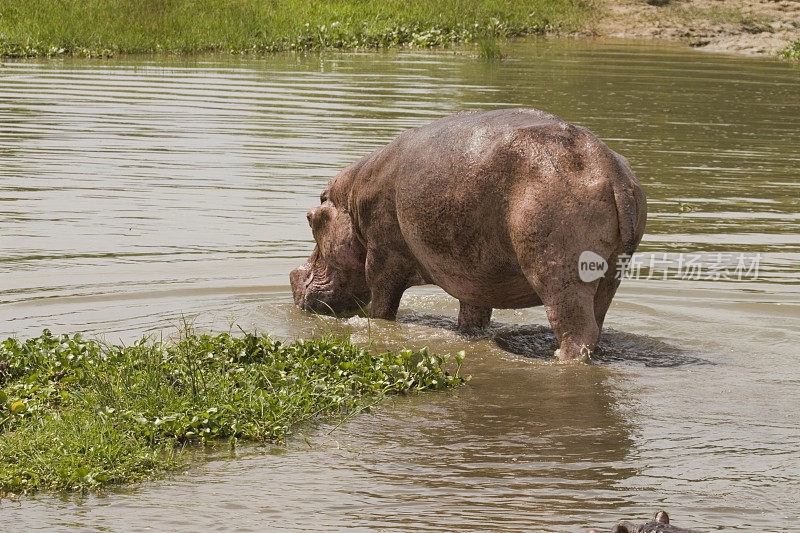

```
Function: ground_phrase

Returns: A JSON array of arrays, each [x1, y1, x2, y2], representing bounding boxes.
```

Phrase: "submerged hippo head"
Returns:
[[289, 192, 370, 316], [588, 511, 706, 533]]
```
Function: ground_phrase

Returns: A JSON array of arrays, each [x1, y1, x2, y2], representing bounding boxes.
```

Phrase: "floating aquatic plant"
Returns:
[[0, 330, 464, 495]]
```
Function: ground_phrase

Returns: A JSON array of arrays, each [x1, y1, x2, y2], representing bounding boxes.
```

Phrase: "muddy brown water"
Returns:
[[1, 39, 799, 531]]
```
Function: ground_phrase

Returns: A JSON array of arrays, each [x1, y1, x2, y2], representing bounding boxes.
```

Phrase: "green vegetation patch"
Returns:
[[0, 0, 591, 58], [0, 330, 464, 495], [779, 39, 800, 60]]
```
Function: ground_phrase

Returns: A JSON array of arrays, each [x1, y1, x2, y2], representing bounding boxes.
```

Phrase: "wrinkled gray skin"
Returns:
[[588, 510, 707, 533], [290, 108, 647, 361]]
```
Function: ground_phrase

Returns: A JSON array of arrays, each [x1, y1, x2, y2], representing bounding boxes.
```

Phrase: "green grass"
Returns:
[[779, 39, 800, 60], [477, 33, 505, 60], [0, 0, 591, 58], [0, 330, 465, 495]]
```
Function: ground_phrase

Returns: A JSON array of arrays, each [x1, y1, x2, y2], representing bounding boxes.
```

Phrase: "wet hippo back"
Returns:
[[360, 108, 633, 309]]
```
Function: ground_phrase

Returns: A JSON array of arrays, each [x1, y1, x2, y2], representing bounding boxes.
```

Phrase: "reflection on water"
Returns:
[[400, 312, 707, 367], [1, 39, 799, 531]]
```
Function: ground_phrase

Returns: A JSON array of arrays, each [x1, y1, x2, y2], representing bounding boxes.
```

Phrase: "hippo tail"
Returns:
[[612, 156, 647, 258]]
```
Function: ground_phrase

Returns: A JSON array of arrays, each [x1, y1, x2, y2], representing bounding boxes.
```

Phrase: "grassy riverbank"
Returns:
[[0, 0, 590, 58], [0, 330, 464, 495]]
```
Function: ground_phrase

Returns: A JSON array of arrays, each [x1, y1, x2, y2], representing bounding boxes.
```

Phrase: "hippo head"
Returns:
[[588, 511, 705, 533], [289, 194, 370, 316]]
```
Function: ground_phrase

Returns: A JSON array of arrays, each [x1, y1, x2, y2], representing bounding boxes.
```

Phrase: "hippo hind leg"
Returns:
[[537, 278, 600, 362], [516, 244, 608, 362], [510, 195, 618, 362], [458, 301, 492, 332]]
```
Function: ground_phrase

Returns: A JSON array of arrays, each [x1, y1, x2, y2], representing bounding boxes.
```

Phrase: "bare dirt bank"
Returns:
[[584, 0, 800, 56]]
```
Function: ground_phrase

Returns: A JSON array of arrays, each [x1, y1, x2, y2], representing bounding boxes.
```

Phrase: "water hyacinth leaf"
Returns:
[[0, 331, 465, 494]]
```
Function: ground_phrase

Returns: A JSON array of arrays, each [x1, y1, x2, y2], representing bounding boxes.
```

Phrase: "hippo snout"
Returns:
[[289, 251, 371, 316], [289, 263, 312, 309]]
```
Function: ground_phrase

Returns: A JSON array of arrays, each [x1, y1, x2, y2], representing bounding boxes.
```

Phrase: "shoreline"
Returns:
[[581, 0, 800, 58], [1, 1, 797, 61]]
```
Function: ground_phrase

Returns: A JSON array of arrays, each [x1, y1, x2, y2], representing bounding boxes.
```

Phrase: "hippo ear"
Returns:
[[311, 203, 365, 271], [653, 511, 669, 524], [611, 525, 630, 533]]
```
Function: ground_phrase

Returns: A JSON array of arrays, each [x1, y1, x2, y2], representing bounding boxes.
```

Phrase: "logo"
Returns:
[[578, 251, 608, 282]]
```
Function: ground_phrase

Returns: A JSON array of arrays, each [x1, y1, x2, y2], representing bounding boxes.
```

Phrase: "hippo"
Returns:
[[588, 510, 707, 533], [289, 108, 647, 361]]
